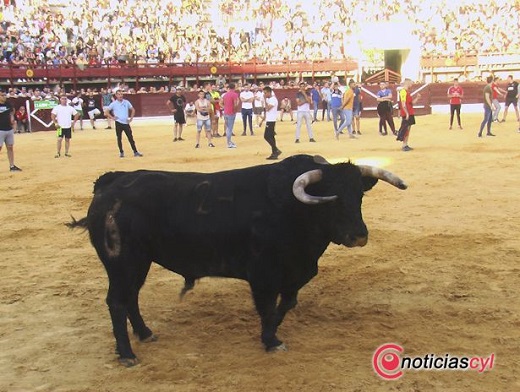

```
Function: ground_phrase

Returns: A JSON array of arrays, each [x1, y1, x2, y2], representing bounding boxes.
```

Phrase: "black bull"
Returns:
[[68, 154, 407, 366]]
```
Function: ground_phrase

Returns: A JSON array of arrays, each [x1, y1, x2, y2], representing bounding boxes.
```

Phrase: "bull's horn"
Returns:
[[292, 170, 338, 204], [358, 165, 408, 190]]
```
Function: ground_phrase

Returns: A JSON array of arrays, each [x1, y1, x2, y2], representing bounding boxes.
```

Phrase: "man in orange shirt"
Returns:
[[336, 79, 356, 139], [396, 78, 421, 151]]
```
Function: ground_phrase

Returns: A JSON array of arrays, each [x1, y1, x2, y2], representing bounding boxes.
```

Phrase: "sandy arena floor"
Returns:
[[1, 113, 519, 391]]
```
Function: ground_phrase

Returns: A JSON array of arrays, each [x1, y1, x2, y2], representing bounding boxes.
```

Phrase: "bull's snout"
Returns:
[[344, 234, 368, 248]]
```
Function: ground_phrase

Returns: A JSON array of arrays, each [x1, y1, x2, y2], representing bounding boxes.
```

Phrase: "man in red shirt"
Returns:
[[396, 78, 421, 152], [221, 83, 239, 148], [447, 78, 463, 130]]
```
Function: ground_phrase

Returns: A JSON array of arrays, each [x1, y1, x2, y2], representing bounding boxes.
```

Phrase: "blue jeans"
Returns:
[[338, 109, 353, 135], [331, 107, 344, 133], [224, 114, 236, 144], [241, 108, 253, 134], [197, 118, 211, 132], [312, 100, 320, 121], [479, 105, 492, 135]]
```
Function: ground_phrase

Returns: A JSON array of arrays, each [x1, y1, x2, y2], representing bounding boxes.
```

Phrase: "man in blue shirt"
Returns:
[[104, 90, 143, 158], [320, 82, 332, 121], [310, 82, 321, 123]]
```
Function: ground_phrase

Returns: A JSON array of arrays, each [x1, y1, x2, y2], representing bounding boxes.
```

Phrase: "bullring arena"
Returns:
[[1, 111, 519, 391]]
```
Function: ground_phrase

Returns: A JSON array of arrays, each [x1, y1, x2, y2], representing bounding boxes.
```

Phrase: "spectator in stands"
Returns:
[[295, 82, 315, 143], [501, 75, 519, 125], [478, 76, 496, 138], [447, 78, 463, 130], [15, 106, 28, 133], [376, 81, 396, 136], [0, 90, 22, 171]]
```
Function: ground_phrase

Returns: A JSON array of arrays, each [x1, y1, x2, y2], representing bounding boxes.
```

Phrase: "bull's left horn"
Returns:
[[358, 165, 408, 190], [292, 170, 338, 204]]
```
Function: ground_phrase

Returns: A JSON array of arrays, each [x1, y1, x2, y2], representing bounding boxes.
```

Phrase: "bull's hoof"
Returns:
[[267, 343, 287, 353], [140, 334, 158, 343], [118, 357, 140, 367]]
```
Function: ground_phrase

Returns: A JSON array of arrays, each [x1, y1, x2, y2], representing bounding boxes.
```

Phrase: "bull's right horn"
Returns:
[[358, 165, 408, 190], [292, 170, 338, 205]]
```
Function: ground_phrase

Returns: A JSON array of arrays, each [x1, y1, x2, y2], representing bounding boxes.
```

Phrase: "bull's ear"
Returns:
[[362, 176, 378, 192]]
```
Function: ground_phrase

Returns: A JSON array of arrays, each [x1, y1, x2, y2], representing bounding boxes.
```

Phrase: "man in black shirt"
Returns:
[[166, 87, 187, 141], [85, 91, 101, 129], [501, 75, 519, 125], [0, 91, 21, 171]]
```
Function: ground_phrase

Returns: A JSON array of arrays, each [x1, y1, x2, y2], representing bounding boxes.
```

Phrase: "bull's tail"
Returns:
[[66, 215, 88, 230]]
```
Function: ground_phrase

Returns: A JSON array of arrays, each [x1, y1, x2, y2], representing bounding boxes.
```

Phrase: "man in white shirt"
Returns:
[[71, 92, 84, 130], [294, 82, 315, 143], [51, 95, 79, 158], [239, 84, 254, 136], [253, 84, 265, 128], [263, 86, 281, 160]]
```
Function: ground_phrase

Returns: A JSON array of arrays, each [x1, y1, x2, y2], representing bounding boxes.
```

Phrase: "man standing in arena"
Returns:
[[337, 79, 356, 139], [491, 77, 506, 122], [85, 91, 101, 129], [295, 82, 315, 143], [71, 91, 84, 130], [167, 87, 187, 142], [320, 82, 332, 121], [263, 86, 281, 160], [0, 90, 21, 171], [253, 84, 265, 128], [352, 82, 362, 135], [501, 75, 519, 125], [101, 88, 114, 129], [396, 78, 421, 151], [478, 76, 496, 138], [222, 82, 239, 148], [51, 95, 79, 158], [376, 81, 396, 136], [104, 90, 143, 157], [310, 82, 321, 123], [239, 84, 254, 136], [209, 84, 221, 137], [447, 78, 463, 130]]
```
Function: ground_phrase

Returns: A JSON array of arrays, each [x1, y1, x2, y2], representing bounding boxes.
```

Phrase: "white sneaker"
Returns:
[[228, 142, 237, 148]]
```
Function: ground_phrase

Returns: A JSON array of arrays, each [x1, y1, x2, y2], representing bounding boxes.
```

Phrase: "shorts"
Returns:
[[57, 127, 72, 139], [353, 106, 362, 117], [197, 118, 211, 132], [505, 98, 518, 107], [88, 108, 101, 119], [76, 110, 83, 118], [401, 115, 416, 126], [0, 129, 14, 145], [253, 107, 265, 115], [174, 111, 186, 125]]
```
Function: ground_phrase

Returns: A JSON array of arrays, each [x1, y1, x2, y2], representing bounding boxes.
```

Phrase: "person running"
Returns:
[[295, 82, 315, 143], [478, 76, 496, 138], [396, 78, 421, 151], [501, 75, 519, 124], [104, 90, 143, 158], [447, 78, 463, 130], [263, 86, 281, 160], [376, 81, 396, 136], [0, 90, 21, 171], [71, 92, 84, 130], [194, 90, 215, 149], [167, 87, 187, 141], [221, 83, 239, 148], [51, 95, 79, 158]]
